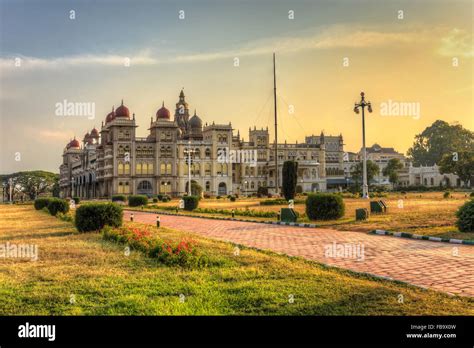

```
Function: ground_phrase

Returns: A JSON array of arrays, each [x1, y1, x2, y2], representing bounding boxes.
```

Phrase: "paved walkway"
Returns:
[[124, 211, 474, 297]]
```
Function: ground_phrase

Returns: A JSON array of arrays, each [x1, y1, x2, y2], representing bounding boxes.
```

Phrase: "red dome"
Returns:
[[69, 138, 80, 148], [156, 101, 170, 119], [115, 100, 130, 118], [106, 106, 115, 123], [83, 132, 90, 140], [90, 128, 99, 137]]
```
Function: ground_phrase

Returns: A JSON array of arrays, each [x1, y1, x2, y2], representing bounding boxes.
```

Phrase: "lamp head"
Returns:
[[354, 105, 360, 114], [367, 102, 373, 113]]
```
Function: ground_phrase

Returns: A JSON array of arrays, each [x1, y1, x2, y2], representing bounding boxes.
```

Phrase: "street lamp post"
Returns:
[[184, 140, 195, 196], [353, 92, 372, 199]]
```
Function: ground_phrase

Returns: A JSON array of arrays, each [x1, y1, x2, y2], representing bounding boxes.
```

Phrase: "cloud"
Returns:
[[0, 24, 449, 71], [437, 28, 473, 58]]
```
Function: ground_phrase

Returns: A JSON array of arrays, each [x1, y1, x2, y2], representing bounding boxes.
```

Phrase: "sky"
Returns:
[[0, 0, 472, 173]]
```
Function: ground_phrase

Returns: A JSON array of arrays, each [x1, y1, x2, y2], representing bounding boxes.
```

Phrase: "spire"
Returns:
[[121, 99, 124, 106], [162, 101, 165, 107], [180, 89, 185, 98], [194, 109, 196, 116]]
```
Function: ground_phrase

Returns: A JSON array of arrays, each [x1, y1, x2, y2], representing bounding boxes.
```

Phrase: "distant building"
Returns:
[[59, 90, 341, 199], [398, 164, 463, 188]]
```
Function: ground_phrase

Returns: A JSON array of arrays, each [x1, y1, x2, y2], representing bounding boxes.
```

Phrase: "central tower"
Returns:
[[174, 89, 190, 135]]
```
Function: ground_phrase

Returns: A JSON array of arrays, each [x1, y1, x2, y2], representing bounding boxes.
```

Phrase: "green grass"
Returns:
[[1, 205, 473, 315]]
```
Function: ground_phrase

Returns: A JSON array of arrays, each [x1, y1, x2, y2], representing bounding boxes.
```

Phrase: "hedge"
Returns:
[[112, 195, 127, 202], [75, 203, 123, 232], [306, 193, 345, 220], [34, 197, 52, 210], [47, 198, 70, 216], [456, 199, 474, 232], [128, 195, 148, 207], [183, 196, 199, 211], [73, 196, 80, 204]]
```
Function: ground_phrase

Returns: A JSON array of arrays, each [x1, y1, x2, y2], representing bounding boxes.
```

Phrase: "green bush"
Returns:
[[470, 192, 474, 198], [229, 195, 237, 202], [73, 196, 80, 204], [456, 199, 474, 232], [112, 195, 127, 202], [183, 195, 199, 211], [443, 191, 451, 199], [75, 203, 123, 233], [128, 195, 148, 207], [47, 198, 70, 216], [305, 193, 345, 221], [34, 197, 52, 210], [162, 195, 171, 202], [153, 198, 158, 203]]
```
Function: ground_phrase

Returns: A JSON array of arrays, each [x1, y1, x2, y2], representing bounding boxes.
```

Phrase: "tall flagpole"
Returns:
[[273, 53, 279, 195]]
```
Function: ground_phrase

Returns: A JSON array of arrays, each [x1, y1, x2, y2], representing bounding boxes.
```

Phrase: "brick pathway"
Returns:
[[124, 211, 474, 297]]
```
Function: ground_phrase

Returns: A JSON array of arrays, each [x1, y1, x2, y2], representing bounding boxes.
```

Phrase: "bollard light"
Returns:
[[156, 216, 161, 228], [130, 213, 134, 222], [231, 209, 235, 219]]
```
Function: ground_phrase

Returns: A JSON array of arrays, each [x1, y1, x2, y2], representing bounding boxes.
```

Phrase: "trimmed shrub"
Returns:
[[282, 160, 298, 201], [112, 195, 127, 202], [75, 203, 123, 232], [456, 199, 474, 232], [443, 191, 450, 199], [47, 198, 70, 216], [470, 192, 474, 198], [229, 195, 237, 202], [183, 195, 199, 211], [355, 208, 369, 221], [34, 197, 52, 210], [128, 195, 148, 207], [73, 196, 80, 204], [162, 195, 171, 202], [306, 193, 345, 221], [153, 198, 158, 203]]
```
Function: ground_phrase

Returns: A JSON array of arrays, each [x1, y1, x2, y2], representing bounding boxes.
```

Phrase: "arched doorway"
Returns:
[[137, 180, 153, 195], [218, 182, 227, 196]]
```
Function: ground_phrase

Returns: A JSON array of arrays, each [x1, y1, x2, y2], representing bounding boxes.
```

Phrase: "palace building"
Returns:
[[59, 90, 344, 199]]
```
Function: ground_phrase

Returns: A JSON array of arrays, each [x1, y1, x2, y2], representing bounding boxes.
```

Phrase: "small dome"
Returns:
[[106, 106, 115, 123], [189, 110, 202, 128], [156, 101, 170, 119], [83, 132, 90, 140], [69, 138, 80, 148], [90, 128, 99, 137], [115, 100, 130, 118]]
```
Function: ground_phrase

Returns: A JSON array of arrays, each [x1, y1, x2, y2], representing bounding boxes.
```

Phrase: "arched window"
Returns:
[[250, 182, 255, 189], [124, 163, 130, 174], [147, 163, 154, 174], [205, 163, 211, 176], [137, 180, 153, 194], [166, 163, 172, 175], [118, 182, 124, 193], [430, 178, 434, 186], [118, 163, 124, 175], [205, 148, 211, 158], [160, 163, 166, 175], [205, 181, 210, 191], [136, 163, 142, 175], [194, 148, 200, 158]]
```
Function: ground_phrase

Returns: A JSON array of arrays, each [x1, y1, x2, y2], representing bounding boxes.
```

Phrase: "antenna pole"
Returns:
[[273, 53, 279, 196]]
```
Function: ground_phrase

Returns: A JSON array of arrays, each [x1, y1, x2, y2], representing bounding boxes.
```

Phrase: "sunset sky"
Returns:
[[0, 0, 472, 173]]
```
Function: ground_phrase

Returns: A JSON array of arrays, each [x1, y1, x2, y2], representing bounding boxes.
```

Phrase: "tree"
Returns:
[[439, 151, 474, 187], [350, 160, 380, 186], [282, 161, 298, 201], [185, 180, 202, 197], [1, 171, 59, 200], [382, 158, 404, 187], [407, 120, 474, 166]]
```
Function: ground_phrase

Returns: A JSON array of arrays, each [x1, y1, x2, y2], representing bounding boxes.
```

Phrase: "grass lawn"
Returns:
[[0, 204, 473, 315], [142, 192, 474, 241]]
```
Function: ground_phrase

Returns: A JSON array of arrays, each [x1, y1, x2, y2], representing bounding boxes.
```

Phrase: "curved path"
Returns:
[[124, 211, 474, 297]]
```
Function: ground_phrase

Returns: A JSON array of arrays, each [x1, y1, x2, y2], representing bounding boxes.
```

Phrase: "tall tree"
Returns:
[[282, 161, 298, 201], [407, 120, 474, 166], [439, 151, 474, 187], [350, 160, 380, 185], [1, 171, 59, 200], [382, 158, 404, 187]]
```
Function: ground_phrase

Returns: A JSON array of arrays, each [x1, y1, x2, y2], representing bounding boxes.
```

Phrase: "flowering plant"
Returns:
[[102, 225, 201, 266]]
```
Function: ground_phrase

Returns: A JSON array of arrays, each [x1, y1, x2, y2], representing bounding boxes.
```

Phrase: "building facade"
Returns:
[[59, 91, 342, 199]]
